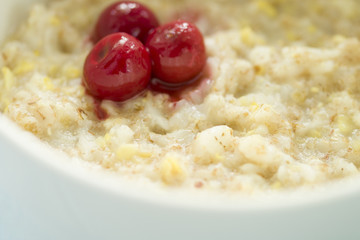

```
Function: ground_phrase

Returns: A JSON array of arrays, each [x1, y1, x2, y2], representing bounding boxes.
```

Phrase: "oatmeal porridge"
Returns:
[[1, 0, 360, 193]]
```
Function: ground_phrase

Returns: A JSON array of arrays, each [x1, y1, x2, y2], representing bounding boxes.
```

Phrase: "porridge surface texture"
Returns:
[[1, 0, 360, 193]]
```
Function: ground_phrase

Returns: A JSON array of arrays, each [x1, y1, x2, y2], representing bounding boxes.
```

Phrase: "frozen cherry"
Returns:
[[83, 32, 151, 101], [146, 20, 206, 85], [92, 1, 159, 43]]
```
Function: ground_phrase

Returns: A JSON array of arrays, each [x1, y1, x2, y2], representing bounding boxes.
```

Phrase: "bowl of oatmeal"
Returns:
[[1, 0, 360, 239]]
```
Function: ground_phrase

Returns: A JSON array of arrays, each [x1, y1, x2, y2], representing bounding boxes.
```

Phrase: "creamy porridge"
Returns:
[[1, 0, 360, 193]]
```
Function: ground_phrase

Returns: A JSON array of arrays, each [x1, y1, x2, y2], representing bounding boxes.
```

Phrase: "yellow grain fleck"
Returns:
[[246, 129, 255, 136], [160, 154, 186, 185], [33, 50, 40, 56], [2, 67, 15, 90], [115, 144, 150, 160], [351, 139, 360, 152], [241, 27, 254, 46], [2, 98, 10, 113], [78, 87, 85, 97], [13, 61, 35, 75], [49, 16, 60, 26], [240, 27, 265, 46], [104, 133, 111, 143], [291, 91, 306, 103], [335, 114, 354, 136], [237, 96, 251, 106], [137, 151, 152, 158], [286, 31, 298, 41], [333, 35, 346, 44], [250, 102, 260, 112], [116, 144, 138, 161], [43, 77, 54, 91], [307, 24, 317, 34], [308, 129, 322, 138], [257, 0, 277, 18], [310, 87, 319, 93], [96, 137, 106, 148], [3, 105, 9, 113], [64, 66, 81, 79], [214, 153, 225, 162], [271, 181, 282, 189], [48, 65, 59, 77]]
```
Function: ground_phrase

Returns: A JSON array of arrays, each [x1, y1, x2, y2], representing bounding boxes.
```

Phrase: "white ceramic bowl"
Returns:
[[1, 1, 360, 239]]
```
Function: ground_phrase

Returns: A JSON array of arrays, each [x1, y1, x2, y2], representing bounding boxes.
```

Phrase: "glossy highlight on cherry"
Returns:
[[83, 32, 151, 102], [146, 20, 207, 85]]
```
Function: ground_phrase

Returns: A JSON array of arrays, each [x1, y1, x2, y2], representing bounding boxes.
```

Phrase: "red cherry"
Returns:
[[92, 1, 159, 43], [83, 33, 151, 101], [145, 20, 206, 85]]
